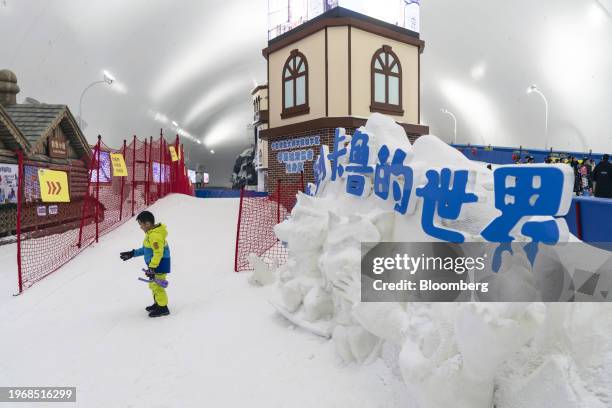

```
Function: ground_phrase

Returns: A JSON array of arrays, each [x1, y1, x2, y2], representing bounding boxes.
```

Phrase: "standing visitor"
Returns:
[[592, 154, 612, 198]]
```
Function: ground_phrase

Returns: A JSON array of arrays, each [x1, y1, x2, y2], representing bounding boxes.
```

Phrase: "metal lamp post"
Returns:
[[78, 71, 115, 129], [526, 84, 549, 150], [440, 108, 457, 145]]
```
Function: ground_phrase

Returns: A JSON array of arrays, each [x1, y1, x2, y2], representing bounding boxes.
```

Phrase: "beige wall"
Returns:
[[350, 27, 419, 124], [327, 26, 349, 117], [253, 88, 268, 111], [267, 26, 420, 128], [269, 30, 326, 128]]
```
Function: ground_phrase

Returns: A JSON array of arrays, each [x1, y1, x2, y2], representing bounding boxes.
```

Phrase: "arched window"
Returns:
[[371, 45, 403, 115], [281, 49, 309, 118]]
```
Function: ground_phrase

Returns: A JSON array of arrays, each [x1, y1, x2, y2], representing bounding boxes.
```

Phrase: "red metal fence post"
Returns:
[[276, 179, 281, 224], [77, 141, 98, 248], [174, 135, 179, 193], [16, 149, 24, 294], [131, 135, 136, 216], [158, 130, 163, 199], [147, 136, 153, 205], [234, 187, 245, 272], [143, 137, 148, 206], [95, 135, 102, 243], [162, 138, 167, 197], [575, 201, 583, 240], [119, 139, 127, 221]]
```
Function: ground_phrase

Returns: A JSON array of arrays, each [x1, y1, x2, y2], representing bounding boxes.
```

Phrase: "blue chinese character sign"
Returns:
[[303, 125, 574, 245]]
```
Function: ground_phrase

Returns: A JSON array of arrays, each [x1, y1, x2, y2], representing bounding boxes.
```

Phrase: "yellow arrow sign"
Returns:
[[169, 146, 179, 162], [110, 153, 128, 177], [38, 169, 70, 202]]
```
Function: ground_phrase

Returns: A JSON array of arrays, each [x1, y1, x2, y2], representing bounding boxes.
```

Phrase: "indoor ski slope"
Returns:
[[0, 194, 407, 408]]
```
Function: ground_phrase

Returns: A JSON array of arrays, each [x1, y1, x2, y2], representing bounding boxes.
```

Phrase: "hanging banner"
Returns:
[[38, 169, 70, 203], [110, 153, 128, 177], [152, 162, 170, 182], [0, 164, 19, 204], [90, 150, 112, 183], [169, 146, 179, 162]]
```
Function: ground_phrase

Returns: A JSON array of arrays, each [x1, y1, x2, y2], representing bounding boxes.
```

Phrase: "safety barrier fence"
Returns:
[[234, 178, 304, 272], [453, 143, 607, 165], [15, 132, 193, 293]]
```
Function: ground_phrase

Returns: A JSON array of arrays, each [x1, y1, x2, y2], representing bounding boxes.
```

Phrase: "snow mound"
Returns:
[[272, 113, 612, 407]]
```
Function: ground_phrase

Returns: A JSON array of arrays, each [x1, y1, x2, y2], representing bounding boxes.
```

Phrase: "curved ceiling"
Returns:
[[1, 0, 610, 186]]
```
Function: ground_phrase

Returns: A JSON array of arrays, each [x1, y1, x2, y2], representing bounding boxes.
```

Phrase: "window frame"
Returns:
[[281, 49, 310, 119], [370, 45, 404, 116]]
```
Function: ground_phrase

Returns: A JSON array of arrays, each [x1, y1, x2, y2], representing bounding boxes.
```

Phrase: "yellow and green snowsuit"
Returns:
[[134, 224, 171, 306]]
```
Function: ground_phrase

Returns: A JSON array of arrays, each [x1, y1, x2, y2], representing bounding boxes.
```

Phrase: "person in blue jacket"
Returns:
[[120, 211, 171, 317]]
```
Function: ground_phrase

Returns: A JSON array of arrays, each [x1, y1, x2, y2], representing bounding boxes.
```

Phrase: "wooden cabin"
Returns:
[[0, 70, 93, 239]]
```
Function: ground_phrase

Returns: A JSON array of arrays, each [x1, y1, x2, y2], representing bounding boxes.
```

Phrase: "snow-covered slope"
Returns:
[[0, 195, 407, 408]]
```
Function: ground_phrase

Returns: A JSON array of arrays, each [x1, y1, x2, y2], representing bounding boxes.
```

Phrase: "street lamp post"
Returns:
[[526, 84, 549, 150], [440, 108, 457, 145], [78, 71, 115, 129]]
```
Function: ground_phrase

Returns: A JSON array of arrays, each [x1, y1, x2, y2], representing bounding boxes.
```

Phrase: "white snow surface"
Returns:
[[0, 194, 408, 408], [273, 113, 612, 408]]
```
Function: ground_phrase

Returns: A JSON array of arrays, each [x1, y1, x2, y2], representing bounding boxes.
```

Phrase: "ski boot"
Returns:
[[145, 303, 158, 312], [149, 305, 170, 318]]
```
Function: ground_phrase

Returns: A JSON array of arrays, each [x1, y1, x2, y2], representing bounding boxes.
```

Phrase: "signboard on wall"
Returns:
[[268, 0, 416, 40], [38, 169, 70, 203], [0, 164, 19, 204], [90, 150, 112, 183], [48, 131, 68, 159], [273, 135, 320, 174], [188, 169, 196, 184], [49, 205, 59, 215], [24, 165, 40, 202], [152, 162, 170, 183]]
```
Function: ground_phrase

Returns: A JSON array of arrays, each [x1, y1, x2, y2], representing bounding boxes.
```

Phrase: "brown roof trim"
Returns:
[[0, 105, 31, 152], [263, 15, 424, 59], [250, 84, 268, 95], [259, 116, 429, 139]]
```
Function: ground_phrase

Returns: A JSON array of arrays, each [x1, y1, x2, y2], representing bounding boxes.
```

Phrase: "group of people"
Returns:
[[514, 154, 612, 198]]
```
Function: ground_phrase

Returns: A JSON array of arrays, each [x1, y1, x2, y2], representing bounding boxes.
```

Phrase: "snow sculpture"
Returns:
[[272, 113, 612, 407]]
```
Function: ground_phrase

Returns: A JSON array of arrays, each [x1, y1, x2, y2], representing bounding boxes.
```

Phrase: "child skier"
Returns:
[[120, 211, 171, 317]]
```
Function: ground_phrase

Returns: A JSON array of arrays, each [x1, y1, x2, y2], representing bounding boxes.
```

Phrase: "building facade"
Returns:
[[255, 7, 429, 192]]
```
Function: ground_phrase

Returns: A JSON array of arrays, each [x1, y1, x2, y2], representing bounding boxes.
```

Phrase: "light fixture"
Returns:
[[210, 150, 215, 154], [103, 70, 115, 84], [526, 84, 549, 149], [440, 108, 458, 145], [526, 84, 537, 94], [172, 121, 179, 127], [79, 71, 118, 129]]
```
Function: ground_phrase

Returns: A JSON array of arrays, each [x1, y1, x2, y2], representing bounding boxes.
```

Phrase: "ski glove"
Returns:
[[146, 267, 156, 278], [120, 250, 135, 261]]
